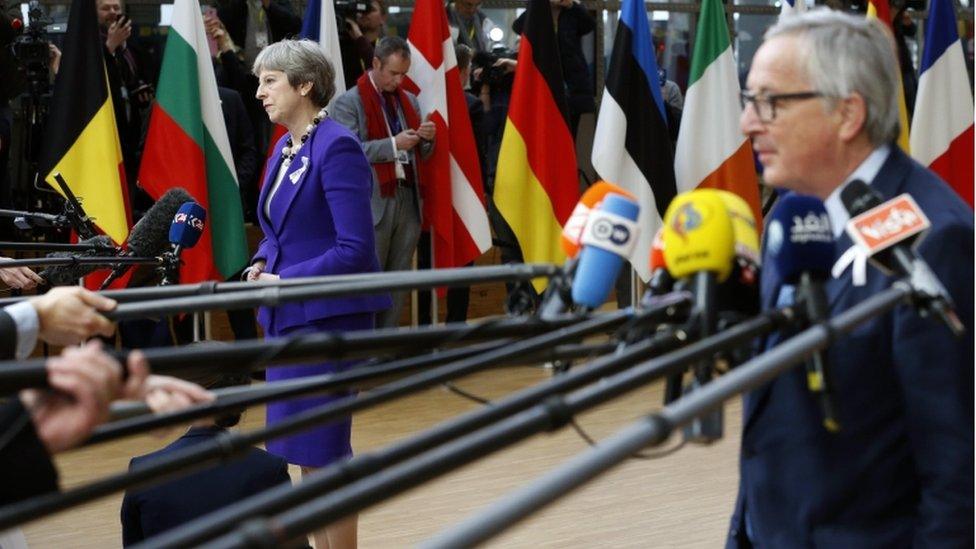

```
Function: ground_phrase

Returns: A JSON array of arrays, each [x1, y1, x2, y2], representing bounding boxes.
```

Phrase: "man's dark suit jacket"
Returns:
[[729, 147, 974, 547], [121, 426, 291, 545], [0, 399, 58, 506]]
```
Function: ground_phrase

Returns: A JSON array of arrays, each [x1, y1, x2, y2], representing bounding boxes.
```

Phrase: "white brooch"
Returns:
[[290, 156, 309, 185]]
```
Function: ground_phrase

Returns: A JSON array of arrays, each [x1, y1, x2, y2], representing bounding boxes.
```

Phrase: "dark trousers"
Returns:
[[417, 231, 471, 324]]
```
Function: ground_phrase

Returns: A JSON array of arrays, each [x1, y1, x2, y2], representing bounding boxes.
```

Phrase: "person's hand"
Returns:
[[493, 58, 517, 73], [29, 286, 117, 346], [48, 43, 62, 75], [207, 16, 236, 54], [345, 17, 363, 38], [105, 16, 131, 54], [417, 115, 436, 141], [395, 129, 421, 151], [0, 257, 44, 290], [121, 350, 214, 413], [245, 260, 267, 282], [20, 341, 124, 454], [256, 272, 280, 282]]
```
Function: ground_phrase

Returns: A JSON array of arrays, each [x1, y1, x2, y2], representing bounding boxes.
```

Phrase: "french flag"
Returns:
[[910, 0, 974, 207]]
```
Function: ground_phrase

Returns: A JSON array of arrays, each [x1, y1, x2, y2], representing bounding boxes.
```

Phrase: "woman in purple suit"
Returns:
[[246, 39, 390, 549]]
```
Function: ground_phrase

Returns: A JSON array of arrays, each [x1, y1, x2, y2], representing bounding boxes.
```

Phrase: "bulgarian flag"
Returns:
[[866, 0, 911, 153], [139, 0, 249, 283], [404, 0, 491, 270], [674, 0, 761, 225], [910, 0, 973, 207], [494, 0, 580, 291]]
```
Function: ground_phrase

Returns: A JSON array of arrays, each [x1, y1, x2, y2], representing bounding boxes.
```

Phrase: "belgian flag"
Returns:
[[493, 0, 580, 291], [39, 0, 130, 244]]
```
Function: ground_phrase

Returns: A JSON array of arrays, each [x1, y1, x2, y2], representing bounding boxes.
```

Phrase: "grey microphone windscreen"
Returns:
[[127, 188, 195, 256]]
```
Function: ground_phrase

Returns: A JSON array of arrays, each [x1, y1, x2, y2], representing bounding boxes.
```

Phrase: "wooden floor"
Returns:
[[19, 362, 743, 548]]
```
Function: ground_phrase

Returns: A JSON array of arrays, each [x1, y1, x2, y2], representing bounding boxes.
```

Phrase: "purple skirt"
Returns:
[[264, 312, 374, 467]]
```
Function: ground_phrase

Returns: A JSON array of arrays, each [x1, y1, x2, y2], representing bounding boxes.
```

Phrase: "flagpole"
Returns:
[[430, 234, 439, 324]]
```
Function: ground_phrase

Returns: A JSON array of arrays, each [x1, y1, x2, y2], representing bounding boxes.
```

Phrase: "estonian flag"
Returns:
[[591, 0, 676, 282]]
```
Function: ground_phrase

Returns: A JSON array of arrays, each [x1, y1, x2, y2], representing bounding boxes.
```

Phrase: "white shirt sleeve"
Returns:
[[4, 301, 39, 360]]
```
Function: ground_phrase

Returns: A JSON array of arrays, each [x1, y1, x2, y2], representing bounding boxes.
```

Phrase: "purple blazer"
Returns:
[[253, 118, 391, 333]]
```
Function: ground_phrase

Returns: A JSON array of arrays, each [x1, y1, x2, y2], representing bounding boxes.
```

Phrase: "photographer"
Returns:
[[513, 0, 595, 136], [338, 0, 386, 89]]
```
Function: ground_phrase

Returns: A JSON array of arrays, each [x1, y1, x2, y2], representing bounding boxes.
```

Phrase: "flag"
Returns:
[[591, 0, 675, 282], [300, 0, 346, 111], [910, 0, 974, 207], [39, 0, 130, 244], [403, 0, 491, 270], [494, 0, 580, 290], [139, 0, 248, 283], [779, 0, 806, 18], [674, 0, 762, 225], [866, 0, 911, 153]]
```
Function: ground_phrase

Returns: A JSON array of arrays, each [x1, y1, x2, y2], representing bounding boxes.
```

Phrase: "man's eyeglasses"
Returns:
[[739, 90, 825, 123]]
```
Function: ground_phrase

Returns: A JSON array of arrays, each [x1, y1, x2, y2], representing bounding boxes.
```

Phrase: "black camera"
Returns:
[[335, 0, 370, 21], [11, 1, 53, 96], [472, 46, 516, 88]]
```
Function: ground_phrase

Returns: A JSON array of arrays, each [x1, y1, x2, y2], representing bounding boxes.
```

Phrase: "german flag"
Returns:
[[493, 0, 580, 291], [39, 0, 130, 244]]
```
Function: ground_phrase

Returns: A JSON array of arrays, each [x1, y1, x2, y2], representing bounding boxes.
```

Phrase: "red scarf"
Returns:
[[357, 72, 421, 197]]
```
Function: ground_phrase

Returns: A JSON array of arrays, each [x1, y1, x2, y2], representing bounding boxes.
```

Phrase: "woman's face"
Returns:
[[256, 69, 310, 127]]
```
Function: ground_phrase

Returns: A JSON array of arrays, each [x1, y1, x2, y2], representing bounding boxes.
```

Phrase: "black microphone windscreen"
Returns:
[[839, 180, 883, 216], [128, 188, 194, 256], [39, 235, 117, 286]]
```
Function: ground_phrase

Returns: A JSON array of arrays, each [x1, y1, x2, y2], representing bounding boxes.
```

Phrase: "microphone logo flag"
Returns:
[[580, 209, 639, 259], [790, 212, 832, 244], [662, 190, 735, 281], [669, 201, 705, 240], [846, 193, 931, 255], [173, 212, 205, 231]]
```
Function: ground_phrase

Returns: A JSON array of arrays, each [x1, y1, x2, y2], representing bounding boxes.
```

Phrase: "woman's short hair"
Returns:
[[252, 39, 336, 108], [765, 9, 901, 146]]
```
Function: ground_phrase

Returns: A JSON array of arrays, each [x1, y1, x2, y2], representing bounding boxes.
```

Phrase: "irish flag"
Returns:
[[910, 0, 973, 207], [139, 0, 248, 282], [674, 0, 761, 225]]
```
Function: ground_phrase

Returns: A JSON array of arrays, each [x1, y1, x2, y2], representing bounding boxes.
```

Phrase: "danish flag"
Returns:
[[403, 0, 492, 269]]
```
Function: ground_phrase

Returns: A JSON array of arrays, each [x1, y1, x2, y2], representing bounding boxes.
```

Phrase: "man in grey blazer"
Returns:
[[333, 36, 435, 328]]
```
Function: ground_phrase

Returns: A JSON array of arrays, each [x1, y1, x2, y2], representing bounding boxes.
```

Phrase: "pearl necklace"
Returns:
[[282, 107, 329, 162]]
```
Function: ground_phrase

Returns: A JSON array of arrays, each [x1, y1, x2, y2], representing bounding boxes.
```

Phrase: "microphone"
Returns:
[[661, 189, 736, 441], [840, 181, 964, 335], [100, 188, 195, 289], [560, 182, 636, 259], [571, 193, 640, 309], [38, 235, 120, 286], [160, 202, 207, 285], [645, 228, 673, 297], [767, 193, 840, 432], [539, 183, 636, 319], [715, 190, 762, 318]]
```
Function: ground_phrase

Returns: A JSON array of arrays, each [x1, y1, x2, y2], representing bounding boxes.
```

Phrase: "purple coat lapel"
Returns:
[[259, 133, 314, 236]]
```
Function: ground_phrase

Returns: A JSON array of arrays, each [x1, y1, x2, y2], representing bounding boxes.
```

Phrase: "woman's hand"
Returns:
[[256, 273, 280, 282], [246, 261, 267, 282]]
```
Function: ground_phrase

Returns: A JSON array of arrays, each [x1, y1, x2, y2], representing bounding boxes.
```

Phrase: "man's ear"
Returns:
[[372, 56, 382, 72], [837, 92, 868, 143]]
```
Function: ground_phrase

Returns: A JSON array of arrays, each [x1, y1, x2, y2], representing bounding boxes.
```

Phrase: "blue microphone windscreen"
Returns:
[[571, 193, 641, 309], [766, 194, 834, 283], [169, 202, 207, 248]]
